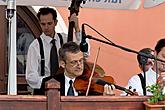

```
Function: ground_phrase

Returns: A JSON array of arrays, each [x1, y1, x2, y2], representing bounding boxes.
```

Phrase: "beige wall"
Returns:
[[56, 3, 165, 94]]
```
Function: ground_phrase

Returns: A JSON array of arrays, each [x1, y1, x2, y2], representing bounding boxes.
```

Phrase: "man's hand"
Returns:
[[160, 72, 165, 86], [103, 84, 115, 96], [69, 13, 80, 32]]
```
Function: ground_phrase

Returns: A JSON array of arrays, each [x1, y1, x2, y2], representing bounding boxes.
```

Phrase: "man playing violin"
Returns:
[[55, 41, 115, 96]]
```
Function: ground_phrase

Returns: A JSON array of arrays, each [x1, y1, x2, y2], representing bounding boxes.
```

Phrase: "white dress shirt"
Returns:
[[26, 33, 65, 88], [121, 67, 157, 96], [64, 74, 78, 96]]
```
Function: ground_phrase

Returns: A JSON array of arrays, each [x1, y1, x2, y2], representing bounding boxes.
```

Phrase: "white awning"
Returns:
[[2, 0, 165, 9], [0, 1, 5, 5], [0, 0, 141, 10], [144, 0, 165, 8]]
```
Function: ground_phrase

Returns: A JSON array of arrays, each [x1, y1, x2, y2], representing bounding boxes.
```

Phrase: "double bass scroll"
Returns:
[[67, 0, 86, 42]]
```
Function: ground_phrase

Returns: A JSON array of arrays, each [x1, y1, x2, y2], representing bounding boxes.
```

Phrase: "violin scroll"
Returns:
[[68, 0, 86, 42], [68, 0, 86, 15]]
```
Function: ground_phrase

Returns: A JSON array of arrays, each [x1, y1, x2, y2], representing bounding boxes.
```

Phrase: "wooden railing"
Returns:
[[0, 79, 148, 110]]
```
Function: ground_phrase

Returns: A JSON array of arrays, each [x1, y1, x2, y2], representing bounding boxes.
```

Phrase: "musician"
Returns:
[[122, 48, 156, 96], [55, 42, 115, 96], [26, 7, 89, 95], [153, 39, 165, 90]]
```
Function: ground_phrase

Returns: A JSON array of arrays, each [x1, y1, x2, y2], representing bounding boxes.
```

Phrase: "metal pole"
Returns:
[[6, 0, 17, 95]]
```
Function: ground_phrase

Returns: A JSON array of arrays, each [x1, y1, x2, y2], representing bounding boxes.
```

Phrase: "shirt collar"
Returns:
[[64, 73, 75, 86], [141, 67, 156, 76], [41, 32, 58, 44]]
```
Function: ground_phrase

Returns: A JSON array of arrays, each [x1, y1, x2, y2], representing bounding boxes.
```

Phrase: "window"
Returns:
[[16, 16, 34, 74]]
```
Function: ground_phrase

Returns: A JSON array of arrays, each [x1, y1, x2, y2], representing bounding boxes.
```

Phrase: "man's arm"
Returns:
[[26, 41, 43, 89], [69, 13, 90, 58]]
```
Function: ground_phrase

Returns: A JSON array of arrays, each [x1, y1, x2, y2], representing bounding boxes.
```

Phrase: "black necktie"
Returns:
[[67, 80, 74, 96], [50, 39, 59, 77]]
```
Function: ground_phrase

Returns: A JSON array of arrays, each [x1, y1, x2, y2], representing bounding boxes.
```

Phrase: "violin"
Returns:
[[74, 62, 138, 96], [74, 62, 115, 95]]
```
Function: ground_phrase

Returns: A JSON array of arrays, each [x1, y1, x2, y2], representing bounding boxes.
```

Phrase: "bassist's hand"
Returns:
[[69, 13, 80, 32]]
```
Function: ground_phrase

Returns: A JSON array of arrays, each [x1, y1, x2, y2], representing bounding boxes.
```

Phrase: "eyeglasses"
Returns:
[[66, 58, 84, 67]]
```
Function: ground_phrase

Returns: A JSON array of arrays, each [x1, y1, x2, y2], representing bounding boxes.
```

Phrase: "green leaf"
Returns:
[[146, 83, 165, 104]]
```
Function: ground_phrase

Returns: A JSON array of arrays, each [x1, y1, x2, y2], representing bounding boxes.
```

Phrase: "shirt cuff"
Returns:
[[75, 31, 81, 44]]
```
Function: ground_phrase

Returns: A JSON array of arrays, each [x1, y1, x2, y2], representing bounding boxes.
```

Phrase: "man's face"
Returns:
[[140, 51, 154, 72], [145, 51, 155, 71], [157, 47, 165, 73], [39, 13, 57, 37], [63, 51, 84, 79]]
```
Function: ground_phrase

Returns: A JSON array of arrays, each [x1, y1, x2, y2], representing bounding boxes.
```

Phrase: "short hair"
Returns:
[[155, 38, 165, 54], [59, 42, 81, 61], [37, 7, 57, 21], [137, 48, 153, 65]]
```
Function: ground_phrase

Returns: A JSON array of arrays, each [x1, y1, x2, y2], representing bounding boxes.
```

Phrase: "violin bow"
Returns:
[[86, 47, 101, 96]]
